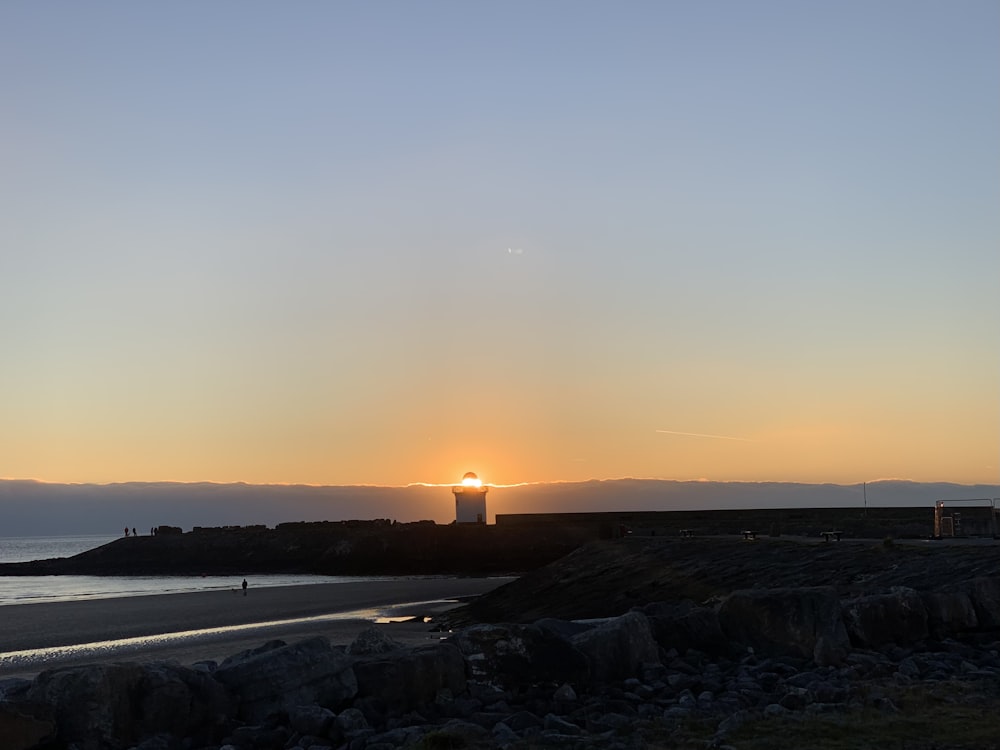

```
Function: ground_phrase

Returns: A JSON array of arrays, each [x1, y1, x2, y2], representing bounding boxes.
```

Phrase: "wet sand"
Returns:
[[0, 577, 512, 679]]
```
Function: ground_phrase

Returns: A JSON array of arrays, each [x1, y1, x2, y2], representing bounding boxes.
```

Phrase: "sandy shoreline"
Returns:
[[0, 577, 512, 679]]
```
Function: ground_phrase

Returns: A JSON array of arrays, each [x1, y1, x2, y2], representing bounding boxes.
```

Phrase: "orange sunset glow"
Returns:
[[0, 3, 996, 492]]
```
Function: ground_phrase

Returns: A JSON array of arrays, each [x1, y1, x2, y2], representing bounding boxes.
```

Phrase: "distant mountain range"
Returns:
[[1, 478, 997, 537]]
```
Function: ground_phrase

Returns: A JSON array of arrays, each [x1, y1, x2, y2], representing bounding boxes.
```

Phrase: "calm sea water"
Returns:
[[0, 534, 362, 606], [0, 534, 119, 564]]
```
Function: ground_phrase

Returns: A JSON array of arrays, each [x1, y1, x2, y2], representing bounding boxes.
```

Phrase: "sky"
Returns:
[[1, 1, 998, 488]]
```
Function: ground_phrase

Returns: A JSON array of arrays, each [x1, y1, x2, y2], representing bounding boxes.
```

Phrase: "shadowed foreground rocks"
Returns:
[[4, 564, 1000, 749]]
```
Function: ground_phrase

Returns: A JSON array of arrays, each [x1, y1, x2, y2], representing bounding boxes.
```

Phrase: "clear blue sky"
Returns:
[[2, 1, 998, 486]]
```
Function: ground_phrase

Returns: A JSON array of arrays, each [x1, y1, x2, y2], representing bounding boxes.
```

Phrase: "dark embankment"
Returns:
[[497, 505, 954, 539], [445, 535, 1000, 625], [0, 521, 597, 577]]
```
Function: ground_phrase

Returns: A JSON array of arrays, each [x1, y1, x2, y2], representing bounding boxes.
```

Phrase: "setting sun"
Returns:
[[460, 472, 483, 488]]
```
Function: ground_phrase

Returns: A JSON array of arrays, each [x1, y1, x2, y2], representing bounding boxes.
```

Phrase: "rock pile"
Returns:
[[3, 578, 1000, 749]]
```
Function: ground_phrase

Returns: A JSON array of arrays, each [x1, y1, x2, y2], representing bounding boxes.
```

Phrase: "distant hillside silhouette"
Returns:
[[0, 478, 997, 536]]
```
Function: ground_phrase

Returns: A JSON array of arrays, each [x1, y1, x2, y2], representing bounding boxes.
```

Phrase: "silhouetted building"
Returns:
[[453, 472, 488, 524]]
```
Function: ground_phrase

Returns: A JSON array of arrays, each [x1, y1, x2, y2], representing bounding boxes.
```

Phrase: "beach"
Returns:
[[0, 576, 513, 679]]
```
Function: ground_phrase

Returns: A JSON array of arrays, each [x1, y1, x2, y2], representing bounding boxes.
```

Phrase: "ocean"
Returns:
[[0, 534, 371, 606]]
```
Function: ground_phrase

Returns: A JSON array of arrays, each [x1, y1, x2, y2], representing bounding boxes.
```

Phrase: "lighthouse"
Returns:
[[453, 472, 488, 524]]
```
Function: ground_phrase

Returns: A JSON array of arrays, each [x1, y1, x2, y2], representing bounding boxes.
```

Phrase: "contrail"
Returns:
[[656, 429, 756, 442]]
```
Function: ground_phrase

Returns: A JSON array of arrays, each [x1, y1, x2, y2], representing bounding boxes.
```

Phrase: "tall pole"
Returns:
[[863, 481, 868, 518]]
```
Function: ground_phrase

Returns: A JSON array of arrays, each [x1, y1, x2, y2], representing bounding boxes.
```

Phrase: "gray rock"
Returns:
[[469, 710, 513, 730], [643, 600, 728, 654], [664, 705, 692, 721], [366, 726, 416, 746], [806, 702, 849, 714], [718, 586, 850, 663], [964, 577, 1000, 628], [24, 661, 224, 749], [569, 611, 661, 683], [716, 709, 753, 735], [298, 737, 335, 749], [346, 626, 403, 656], [544, 713, 583, 734], [352, 643, 466, 714], [595, 711, 633, 730], [897, 657, 922, 678], [492, 720, 520, 745], [213, 636, 358, 722], [0, 678, 31, 701], [133, 734, 179, 750], [534, 617, 595, 640], [842, 588, 928, 648], [335, 707, 370, 736], [922, 590, 978, 638], [778, 687, 810, 710], [0, 701, 56, 750], [136, 661, 233, 740], [230, 724, 289, 748], [813, 633, 850, 667], [288, 704, 336, 736], [553, 682, 577, 702], [638, 703, 661, 718], [504, 709, 544, 731], [26, 662, 146, 748], [443, 696, 482, 718], [430, 719, 490, 746], [448, 622, 589, 689], [807, 680, 848, 704]]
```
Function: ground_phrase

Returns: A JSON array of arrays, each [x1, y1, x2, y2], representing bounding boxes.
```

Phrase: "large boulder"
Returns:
[[0, 701, 56, 750], [447, 623, 589, 690], [717, 587, 849, 665], [25, 660, 231, 750], [641, 600, 728, 654], [135, 662, 231, 740], [352, 642, 466, 714], [922, 590, 978, 639], [26, 662, 146, 750], [964, 577, 1000, 629], [842, 588, 928, 648], [212, 636, 357, 722], [568, 611, 661, 683]]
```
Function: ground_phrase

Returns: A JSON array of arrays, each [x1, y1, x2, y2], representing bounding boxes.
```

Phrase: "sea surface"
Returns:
[[0, 534, 382, 606]]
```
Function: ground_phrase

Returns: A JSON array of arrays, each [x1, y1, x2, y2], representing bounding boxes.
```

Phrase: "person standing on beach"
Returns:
[[242, 578, 248, 596]]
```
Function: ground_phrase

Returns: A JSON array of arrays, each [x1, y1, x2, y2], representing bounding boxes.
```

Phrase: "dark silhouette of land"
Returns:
[[2, 505, 995, 579]]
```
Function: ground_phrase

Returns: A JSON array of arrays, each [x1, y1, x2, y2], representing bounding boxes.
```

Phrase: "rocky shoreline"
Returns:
[[3, 536, 1000, 749]]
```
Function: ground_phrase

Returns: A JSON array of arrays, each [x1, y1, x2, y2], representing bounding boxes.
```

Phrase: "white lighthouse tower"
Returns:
[[453, 472, 488, 524]]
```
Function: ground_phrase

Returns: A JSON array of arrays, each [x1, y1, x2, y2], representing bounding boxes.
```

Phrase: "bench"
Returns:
[[679, 528, 694, 538], [821, 530, 843, 542], [742, 530, 757, 541]]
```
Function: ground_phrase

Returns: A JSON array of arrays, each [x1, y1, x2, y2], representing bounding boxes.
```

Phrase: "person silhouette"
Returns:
[[242, 578, 248, 596]]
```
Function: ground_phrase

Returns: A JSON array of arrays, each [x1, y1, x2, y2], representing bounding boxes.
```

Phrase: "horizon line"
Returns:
[[2, 476, 997, 490]]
